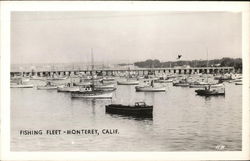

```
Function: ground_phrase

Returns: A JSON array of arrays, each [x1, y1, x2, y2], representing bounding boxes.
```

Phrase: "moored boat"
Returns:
[[117, 79, 139, 85], [189, 81, 212, 88], [71, 49, 113, 99], [11, 83, 34, 88], [195, 83, 225, 96], [173, 78, 189, 87], [36, 81, 58, 90], [135, 80, 166, 92], [71, 85, 113, 99], [10, 79, 33, 88], [57, 83, 80, 92], [105, 102, 153, 117]]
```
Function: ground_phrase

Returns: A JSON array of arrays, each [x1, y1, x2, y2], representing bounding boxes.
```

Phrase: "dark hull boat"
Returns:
[[105, 102, 153, 118], [195, 84, 225, 96]]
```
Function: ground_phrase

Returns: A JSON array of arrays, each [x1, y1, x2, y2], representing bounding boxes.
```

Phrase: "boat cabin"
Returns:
[[135, 102, 147, 107]]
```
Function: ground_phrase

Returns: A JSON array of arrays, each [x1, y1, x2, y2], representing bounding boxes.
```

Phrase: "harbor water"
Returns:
[[11, 80, 242, 151]]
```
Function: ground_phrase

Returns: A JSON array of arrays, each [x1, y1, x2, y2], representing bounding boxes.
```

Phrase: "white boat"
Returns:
[[135, 86, 166, 92], [155, 77, 173, 83], [57, 83, 80, 92], [11, 83, 34, 88], [71, 91, 113, 99], [36, 81, 58, 90], [102, 77, 115, 81], [71, 49, 113, 99], [10, 79, 33, 88], [37, 86, 58, 90], [74, 82, 92, 86], [135, 80, 166, 92], [117, 80, 139, 85]]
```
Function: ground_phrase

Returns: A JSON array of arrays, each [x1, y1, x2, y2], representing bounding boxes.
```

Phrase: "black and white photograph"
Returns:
[[1, 1, 249, 160]]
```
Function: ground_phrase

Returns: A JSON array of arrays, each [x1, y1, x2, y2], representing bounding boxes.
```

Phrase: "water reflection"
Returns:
[[106, 113, 153, 121]]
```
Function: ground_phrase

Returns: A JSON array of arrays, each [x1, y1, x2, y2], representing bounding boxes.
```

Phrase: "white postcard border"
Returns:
[[1, 1, 249, 160]]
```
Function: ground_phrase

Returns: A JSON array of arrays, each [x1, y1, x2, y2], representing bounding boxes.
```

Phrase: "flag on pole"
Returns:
[[177, 55, 182, 59]]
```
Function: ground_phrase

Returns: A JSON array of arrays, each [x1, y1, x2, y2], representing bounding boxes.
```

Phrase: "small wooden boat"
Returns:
[[195, 83, 225, 96], [105, 102, 153, 117]]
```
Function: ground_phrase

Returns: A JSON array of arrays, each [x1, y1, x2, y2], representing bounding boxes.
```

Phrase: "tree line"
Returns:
[[134, 57, 242, 70]]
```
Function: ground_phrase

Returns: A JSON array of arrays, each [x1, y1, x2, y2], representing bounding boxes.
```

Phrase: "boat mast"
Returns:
[[91, 48, 95, 89], [206, 48, 209, 83]]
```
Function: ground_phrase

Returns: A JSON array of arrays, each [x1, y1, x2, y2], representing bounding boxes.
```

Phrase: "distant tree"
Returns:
[[134, 58, 242, 70]]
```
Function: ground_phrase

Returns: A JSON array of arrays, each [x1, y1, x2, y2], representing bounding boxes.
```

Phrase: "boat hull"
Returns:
[[37, 86, 58, 90], [156, 80, 173, 83], [105, 104, 153, 117], [71, 91, 113, 99], [57, 87, 80, 92], [117, 81, 139, 85], [10, 84, 34, 88], [135, 86, 166, 92], [195, 89, 225, 96], [173, 83, 189, 87]]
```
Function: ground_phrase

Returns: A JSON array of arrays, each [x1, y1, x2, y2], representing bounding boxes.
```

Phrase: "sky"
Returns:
[[11, 11, 242, 65]]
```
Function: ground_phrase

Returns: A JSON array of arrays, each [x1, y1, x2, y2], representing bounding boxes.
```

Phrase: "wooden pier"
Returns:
[[10, 67, 235, 77]]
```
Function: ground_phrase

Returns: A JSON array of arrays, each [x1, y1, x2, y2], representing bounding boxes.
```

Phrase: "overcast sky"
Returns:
[[11, 11, 241, 64]]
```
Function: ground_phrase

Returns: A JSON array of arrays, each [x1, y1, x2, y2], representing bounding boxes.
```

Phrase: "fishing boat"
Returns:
[[10, 79, 34, 88], [155, 77, 173, 83], [173, 78, 189, 87], [71, 49, 113, 99], [135, 80, 166, 92], [195, 83, 225, 96], [37, 81, 58, 90], [57, 82, 80, 92], [189, 81, 212, 88], [102, 77, 115, 81], [117, 79, 139, 85], [11, 83, 34, 88], [71, 85, 113, 98], [105, 102, 153, 117]]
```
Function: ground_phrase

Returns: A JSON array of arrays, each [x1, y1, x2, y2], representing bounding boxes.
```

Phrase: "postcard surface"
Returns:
[[0, 1, 249, 160]]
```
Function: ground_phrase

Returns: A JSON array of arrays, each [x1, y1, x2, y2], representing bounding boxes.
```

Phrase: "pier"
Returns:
[[10, 67, 234, 77]]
